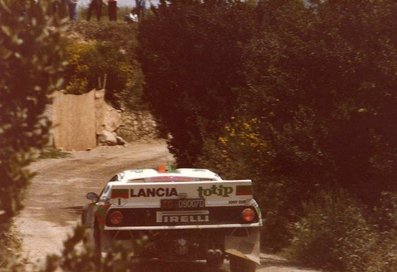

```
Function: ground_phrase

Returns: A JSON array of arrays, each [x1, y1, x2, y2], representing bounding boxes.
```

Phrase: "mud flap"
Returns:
[[225, 227, 260, 264]]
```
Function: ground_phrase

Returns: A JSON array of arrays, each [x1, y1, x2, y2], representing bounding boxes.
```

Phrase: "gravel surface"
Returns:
[[14, 140, 321, 272]]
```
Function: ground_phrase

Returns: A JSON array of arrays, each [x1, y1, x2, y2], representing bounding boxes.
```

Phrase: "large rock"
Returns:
[[116, 110, 159, 142], [95, 90, 122, 133], [97, 130, 118, 146], [116, 135, 127, 145], [103, 103, 122, 132]]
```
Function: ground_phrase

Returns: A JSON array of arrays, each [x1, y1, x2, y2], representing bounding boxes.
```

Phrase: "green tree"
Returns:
[[138, 0, 256, 165], [0, 0, 66, 219], [0, 0, 66, 268], [244, 0, 397, 203], [138, 0, 397, 257], [226, 0, 397, 249], [197, 0, 397, 251]]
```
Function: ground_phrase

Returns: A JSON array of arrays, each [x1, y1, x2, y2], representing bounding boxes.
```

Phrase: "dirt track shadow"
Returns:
[[130, 260, 227, 272], [260, 255, 291, 268], [258, 255, 322, 271]]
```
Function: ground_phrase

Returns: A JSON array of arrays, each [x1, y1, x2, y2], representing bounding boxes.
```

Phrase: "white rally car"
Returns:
[[82, 167, 262, 272]]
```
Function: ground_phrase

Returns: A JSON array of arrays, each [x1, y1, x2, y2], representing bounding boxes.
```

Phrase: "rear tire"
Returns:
[[229, 255, 256, 272], [94, 224, 102, 263]]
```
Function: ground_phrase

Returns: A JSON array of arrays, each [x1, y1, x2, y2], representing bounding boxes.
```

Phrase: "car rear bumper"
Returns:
[[104, 222, 262, 230]]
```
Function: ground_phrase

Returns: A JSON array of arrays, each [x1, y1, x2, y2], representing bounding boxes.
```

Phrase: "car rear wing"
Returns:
[[108, 180, 253, 208]]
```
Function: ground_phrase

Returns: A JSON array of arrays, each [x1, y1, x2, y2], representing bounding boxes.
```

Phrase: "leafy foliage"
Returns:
[[364, 231, 397, 272], [254, 0, 397, 203], [237, 0, 397, 250], [2, 0, 397, 270], [288, 191, 397, 272], [0, 0, 66, 268], [364, 193, 397, 272], [139, 1, 397, 267], [65, 22, 144, 110], [138, 0, 257, 165], [0, 0, 66, 220], [287, 191, 377, 271], [43, 225, 133, 272]]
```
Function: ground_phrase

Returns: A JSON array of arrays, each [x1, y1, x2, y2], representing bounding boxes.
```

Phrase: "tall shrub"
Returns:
[[138, 0, 256, 165], [195, 0, 397, 252], [0, 0, 66, 268], [223, 0, 397, 249], [287, 191, 377, 271], [0, 0, 66, 220]]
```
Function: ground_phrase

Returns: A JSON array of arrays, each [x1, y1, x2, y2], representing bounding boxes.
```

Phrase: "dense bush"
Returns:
[[364, 231, 397, 272], [138, 0, 257, 166], [287, 191, 377, 271], [139, 1, 397, 268], [364, 193, 397, 272], [287, 191, 397, 272], [3, 0, 397, 270], [65, 22, 144, 110], [196, 116, 294, 249], [0, 0, 66, 268], [43, 225, 133, 272], [0, 0, 66, 220], [240, 0, 397, 252]]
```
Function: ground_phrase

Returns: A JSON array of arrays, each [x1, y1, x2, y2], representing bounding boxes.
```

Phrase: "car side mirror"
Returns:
[[86, 192, 99, 203]]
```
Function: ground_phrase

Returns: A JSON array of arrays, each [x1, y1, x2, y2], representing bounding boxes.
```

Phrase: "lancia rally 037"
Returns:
[[82, 167, 262, 272]]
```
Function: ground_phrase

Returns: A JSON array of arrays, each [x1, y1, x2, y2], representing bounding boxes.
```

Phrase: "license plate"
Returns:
[[161, 198, 206, 209]]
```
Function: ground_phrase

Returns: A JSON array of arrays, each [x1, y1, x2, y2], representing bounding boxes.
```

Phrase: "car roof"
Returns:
[[113, 168, 222, 183]]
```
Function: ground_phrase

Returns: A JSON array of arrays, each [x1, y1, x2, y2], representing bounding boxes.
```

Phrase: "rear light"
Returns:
[[242, 207, 256, 222], [109, 210, 123, 225]]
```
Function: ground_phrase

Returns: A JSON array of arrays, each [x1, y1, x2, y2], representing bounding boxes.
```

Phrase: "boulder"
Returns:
[[116, 135, 127, 146], [98, 130, 118, 146]]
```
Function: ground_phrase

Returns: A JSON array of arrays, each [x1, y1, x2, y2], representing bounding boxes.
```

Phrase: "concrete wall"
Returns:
[[52, 90, 97, 151], [49, 89, 158, 151]]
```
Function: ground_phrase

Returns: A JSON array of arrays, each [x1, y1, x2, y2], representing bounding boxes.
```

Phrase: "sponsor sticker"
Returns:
[[236, 185, 252, 196], [156, 210, 209, 223], [130, 187, 178, 197], [197, 185, 234, 198]]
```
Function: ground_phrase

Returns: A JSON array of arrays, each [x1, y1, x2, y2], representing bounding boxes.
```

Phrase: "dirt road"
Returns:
[[15, 140, 320, 272]]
